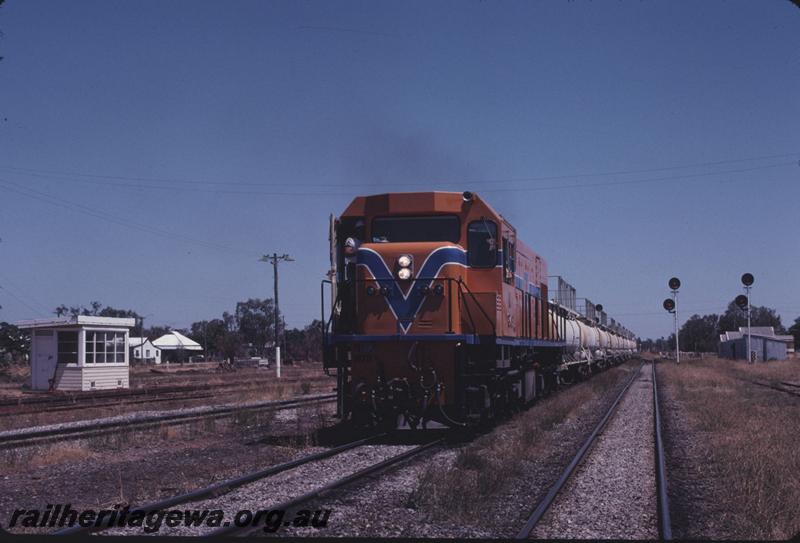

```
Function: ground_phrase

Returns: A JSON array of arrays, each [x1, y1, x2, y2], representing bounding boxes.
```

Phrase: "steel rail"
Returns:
[[0, 381, 328, 418], [0, 392, 218, 418], [515, 361, 644, 539], [653, 361, 673, 540], [745, 380, 800, 399], [207, 437, 446, 537], [52, 433, 385, 536], [0, 394, 336, 449], [0, 377, 316, 408]]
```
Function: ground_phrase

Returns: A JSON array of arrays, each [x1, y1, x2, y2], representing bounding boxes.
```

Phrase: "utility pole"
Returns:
[[203, 320, 208, 360], [259, 253, 294, 378]]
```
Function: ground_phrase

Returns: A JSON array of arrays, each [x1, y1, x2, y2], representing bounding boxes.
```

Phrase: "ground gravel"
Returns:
[[274, 362, 642, 539], [1, 363, 641, 538], [0, 404, 337, 535], [104, 444, 416, 536], [531, 363, 658, 540], [0, 393, 332, 439]]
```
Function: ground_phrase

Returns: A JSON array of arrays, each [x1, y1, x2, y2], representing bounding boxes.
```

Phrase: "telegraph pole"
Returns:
[[259, 253, 294, 377]]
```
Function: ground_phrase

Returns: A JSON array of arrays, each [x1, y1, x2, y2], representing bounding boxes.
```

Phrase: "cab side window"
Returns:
[[467, 220, 497, 268], [503, 237, 516, 284]]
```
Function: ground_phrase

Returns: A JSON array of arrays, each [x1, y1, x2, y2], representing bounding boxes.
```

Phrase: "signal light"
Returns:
[[735, 294, 748, 309], [595, 304, 603, 312], [462, 191, 474, 202], [366, 286, 377, 296], [433, 284, 445, 296], [741, 273, 754, 287], [380, 286, 390, 297], [663, 298, 675, 312], [668, 277, 681, 290]]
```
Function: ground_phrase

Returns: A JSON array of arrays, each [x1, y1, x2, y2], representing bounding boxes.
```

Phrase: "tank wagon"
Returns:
[[322, 191, 636, 429]]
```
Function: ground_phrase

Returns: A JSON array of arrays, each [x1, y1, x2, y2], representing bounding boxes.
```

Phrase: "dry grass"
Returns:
[[408, 364, 637, 521], [660, 356, 800, 539], [27, 443, 95, 468]]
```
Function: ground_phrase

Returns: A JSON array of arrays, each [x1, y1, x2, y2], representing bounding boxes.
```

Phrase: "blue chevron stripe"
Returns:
[[357, 246, 467, 333]]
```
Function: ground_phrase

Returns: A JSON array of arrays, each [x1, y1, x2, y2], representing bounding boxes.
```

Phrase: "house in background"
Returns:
[[718, 326, 795, 361], [17, 315, 135, 391], [129, 337, 162, 364], [152, 331, 202, 363]]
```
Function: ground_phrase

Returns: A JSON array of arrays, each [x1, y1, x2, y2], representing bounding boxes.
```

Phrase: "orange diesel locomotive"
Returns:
[[322, 191, 634, 429]]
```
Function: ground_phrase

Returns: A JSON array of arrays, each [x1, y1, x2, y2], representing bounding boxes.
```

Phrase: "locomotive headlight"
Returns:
[[397, 255, 412, 268], [397, 267, 412, 280]]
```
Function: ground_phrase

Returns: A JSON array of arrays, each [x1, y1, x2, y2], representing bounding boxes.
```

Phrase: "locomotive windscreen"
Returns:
[[371, 215, 460, 243]]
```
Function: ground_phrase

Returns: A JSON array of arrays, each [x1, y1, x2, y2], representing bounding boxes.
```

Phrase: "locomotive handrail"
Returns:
[[460, 281, 478, 333], [321, 279, 332, 338], [457, 278, 497, 335]]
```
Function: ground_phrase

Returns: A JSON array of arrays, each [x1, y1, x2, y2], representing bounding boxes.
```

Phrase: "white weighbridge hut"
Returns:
[[18, 316, 135, 391]]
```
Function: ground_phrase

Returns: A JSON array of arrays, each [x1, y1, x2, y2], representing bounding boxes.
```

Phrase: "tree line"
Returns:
[[641, 298, 800, 353], [4, 297, 798, 364], [1, 299, 323, 366]]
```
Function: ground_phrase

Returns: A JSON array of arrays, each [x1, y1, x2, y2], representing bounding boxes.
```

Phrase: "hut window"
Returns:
[[57, 331, 79, 364], [85, 331, 126, 364]]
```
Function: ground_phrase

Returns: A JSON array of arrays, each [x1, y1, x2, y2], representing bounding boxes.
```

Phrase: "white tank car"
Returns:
[[548, 307, 587, 358], [597, 328, 610, 351], [608, 332, 619, 352], [577, 320, 598, 351], [564, 319, 582, 354]]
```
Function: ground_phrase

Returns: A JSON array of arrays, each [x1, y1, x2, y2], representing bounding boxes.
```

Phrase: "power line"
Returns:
[[0, 283, 48, 317], [0, 273, 53, 316], [0, 150, 797, 190], [0, 178, 258, 258], [1, 160, 795, 197]]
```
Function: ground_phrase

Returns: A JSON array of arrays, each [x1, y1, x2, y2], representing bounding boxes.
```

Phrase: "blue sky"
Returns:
[[0, 0, 798, 339]]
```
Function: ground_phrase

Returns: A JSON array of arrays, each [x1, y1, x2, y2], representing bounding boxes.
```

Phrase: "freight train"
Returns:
[[322, 191, 636, 429]]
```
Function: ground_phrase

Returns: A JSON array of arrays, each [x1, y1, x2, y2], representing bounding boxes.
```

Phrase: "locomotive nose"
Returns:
[[359, 242, 464, 284], [356, 241, 465, 335]]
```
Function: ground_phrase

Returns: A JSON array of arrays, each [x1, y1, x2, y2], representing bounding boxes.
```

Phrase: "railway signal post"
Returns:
[[741, 273, 754, 363], [665, 277, 681, 364], [260, 253, 294, 378]]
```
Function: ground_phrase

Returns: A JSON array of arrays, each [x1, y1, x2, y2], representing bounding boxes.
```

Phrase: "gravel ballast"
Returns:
[[103, 444, 416, 536], [531, 363, 658, 540], [277, 362, 643, 538]]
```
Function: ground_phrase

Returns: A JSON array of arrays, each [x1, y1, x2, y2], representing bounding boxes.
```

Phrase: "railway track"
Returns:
[[516, 360, 673, 540], [0, 383, 330, 420], [0, 393, 336, 451], [0, 377, 325, 414], [50, 433, 444, 537], [746, 379, 800, 399]]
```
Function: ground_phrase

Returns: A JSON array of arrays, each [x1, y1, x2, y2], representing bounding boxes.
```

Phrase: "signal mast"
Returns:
[[663, 277, 680, 364]]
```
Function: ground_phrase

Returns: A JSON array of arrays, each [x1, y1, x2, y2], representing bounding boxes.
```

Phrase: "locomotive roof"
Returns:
[[341, 191, 504, 222]]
